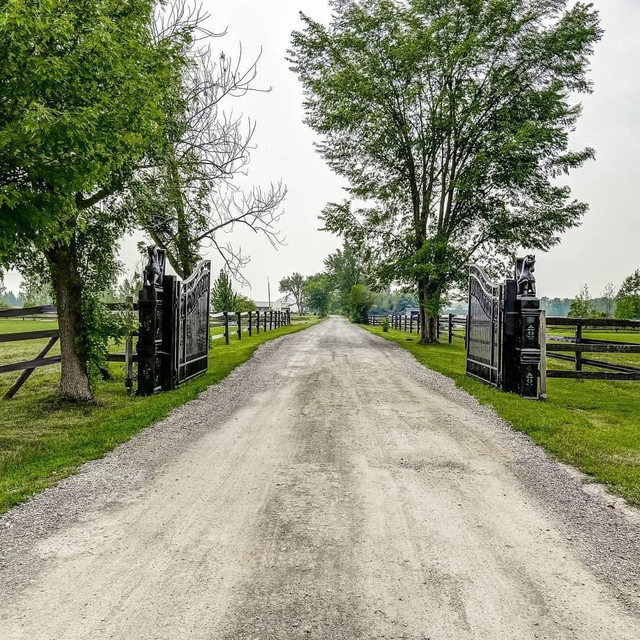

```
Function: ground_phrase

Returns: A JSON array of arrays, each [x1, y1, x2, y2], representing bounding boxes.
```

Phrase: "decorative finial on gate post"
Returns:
[[143, 245, 166, 287], [515, 254, 536, 297]]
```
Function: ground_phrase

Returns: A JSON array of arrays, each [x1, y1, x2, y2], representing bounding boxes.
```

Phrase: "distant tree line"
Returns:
[[280, 240, 420, 321], [564, 271, 640, 320]]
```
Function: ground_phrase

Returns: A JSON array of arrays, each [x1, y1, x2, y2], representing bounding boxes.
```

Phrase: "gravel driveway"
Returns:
[[1, 316, 639, 639]]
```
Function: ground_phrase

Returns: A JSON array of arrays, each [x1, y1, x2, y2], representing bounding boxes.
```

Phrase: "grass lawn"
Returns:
[[0, 317, 320, 515], [364, 324, 640, 505]]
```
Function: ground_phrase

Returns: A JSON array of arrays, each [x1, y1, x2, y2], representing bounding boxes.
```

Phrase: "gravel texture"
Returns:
[[0, 316, 639, 639]]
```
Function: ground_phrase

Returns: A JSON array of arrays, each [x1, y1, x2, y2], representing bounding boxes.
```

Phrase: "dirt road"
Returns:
[[1, 317, 640, 639]]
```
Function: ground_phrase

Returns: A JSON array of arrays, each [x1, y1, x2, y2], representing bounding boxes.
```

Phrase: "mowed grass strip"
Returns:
[[0, 317, 320, 514], [363, 324, 640, 505]]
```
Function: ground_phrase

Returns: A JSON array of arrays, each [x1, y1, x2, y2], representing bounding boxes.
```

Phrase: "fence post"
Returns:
[[264, 310, 267, 332], [223, 312, 230, 345], [404, 315, 407, 331], [540, 310, 547, 401], [237, 312, 242, 340], [448, 314, 453, 344], [248, 311, 253, 337], [270, 311, 273, 331], [410, 314, 413, 333], [256, 310, 260, 334], [575, 324, 583, 372], [121, 295, 135, 392]]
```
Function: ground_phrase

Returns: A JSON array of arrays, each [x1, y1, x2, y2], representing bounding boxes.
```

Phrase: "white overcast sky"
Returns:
[[4, 0, 639, 300]]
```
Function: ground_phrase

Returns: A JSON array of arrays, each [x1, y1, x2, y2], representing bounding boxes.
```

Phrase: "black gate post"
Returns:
[[248, 311, 253, 337], [137, 247, 166, 396], [270, 311, 273, 331], [448, 314, 453, 344], [256, 310, 260, 334], [263, 310, 267, 332], [237, 312, 242, 340], [505, 256, 542, 398], [501, 280, 519, 393], [162, 275, 178, 391], [224, 312, 229, 345]]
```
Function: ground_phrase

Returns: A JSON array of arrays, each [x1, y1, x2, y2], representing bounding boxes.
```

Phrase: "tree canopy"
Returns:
[[290, 0, 601, 341], [0, 0, 186, 260], [0, 0, 190, 399], [279, 273, 306, 314]]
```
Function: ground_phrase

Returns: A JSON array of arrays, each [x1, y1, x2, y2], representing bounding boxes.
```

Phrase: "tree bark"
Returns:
[[418, 277, 439, 344], [47, 243, 93, 402]]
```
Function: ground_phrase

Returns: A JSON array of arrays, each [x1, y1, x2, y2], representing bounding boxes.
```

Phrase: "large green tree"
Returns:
[[0, 0, 188, 399], [290, 0, 601, 342], [324, 241, 363, 314], [303, 274, 333, 317], [279, 273, 306, 314]]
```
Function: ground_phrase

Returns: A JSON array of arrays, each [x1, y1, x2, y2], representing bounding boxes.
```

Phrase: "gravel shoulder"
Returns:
[[1, 316, 639, 639]]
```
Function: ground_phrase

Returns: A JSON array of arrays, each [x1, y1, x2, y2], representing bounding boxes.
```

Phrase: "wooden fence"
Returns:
[[0, 305, 292, 398], [543, 315, 640, 382], [368, 313, 467, 344], [210, 309, 292, 345], [370, 311, 640, 393], [0, 302, 138, 398]]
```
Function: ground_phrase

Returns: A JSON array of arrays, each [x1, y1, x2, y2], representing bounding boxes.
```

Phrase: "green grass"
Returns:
[[0, 318, 320, 514], [364, 324, 640, 505]]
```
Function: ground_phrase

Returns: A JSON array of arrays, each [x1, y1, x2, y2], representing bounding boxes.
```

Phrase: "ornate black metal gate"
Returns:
[[137, 247, 211, 396], [466, 258, 542, 399], [466, 265, 503, 386], [176, 260, 211, 384]]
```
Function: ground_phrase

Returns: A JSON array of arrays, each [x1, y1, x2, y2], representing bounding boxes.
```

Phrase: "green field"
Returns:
[[0, 316, 320, 514], [365, 324, 640, 505]]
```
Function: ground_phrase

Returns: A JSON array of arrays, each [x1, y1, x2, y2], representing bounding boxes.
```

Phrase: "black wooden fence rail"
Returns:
[[543, 315, 640, 381], [0, 301, 138, 398], [368, 313, 467, 343], [370, 311, 640, 388]]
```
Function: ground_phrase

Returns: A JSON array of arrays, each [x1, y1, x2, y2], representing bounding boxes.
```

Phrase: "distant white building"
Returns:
[[254, 295, 296, 312]]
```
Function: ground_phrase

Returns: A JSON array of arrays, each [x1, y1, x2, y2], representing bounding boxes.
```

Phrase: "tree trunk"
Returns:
[[418, 277, 439, 344], [47, 243, 93, 402]]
